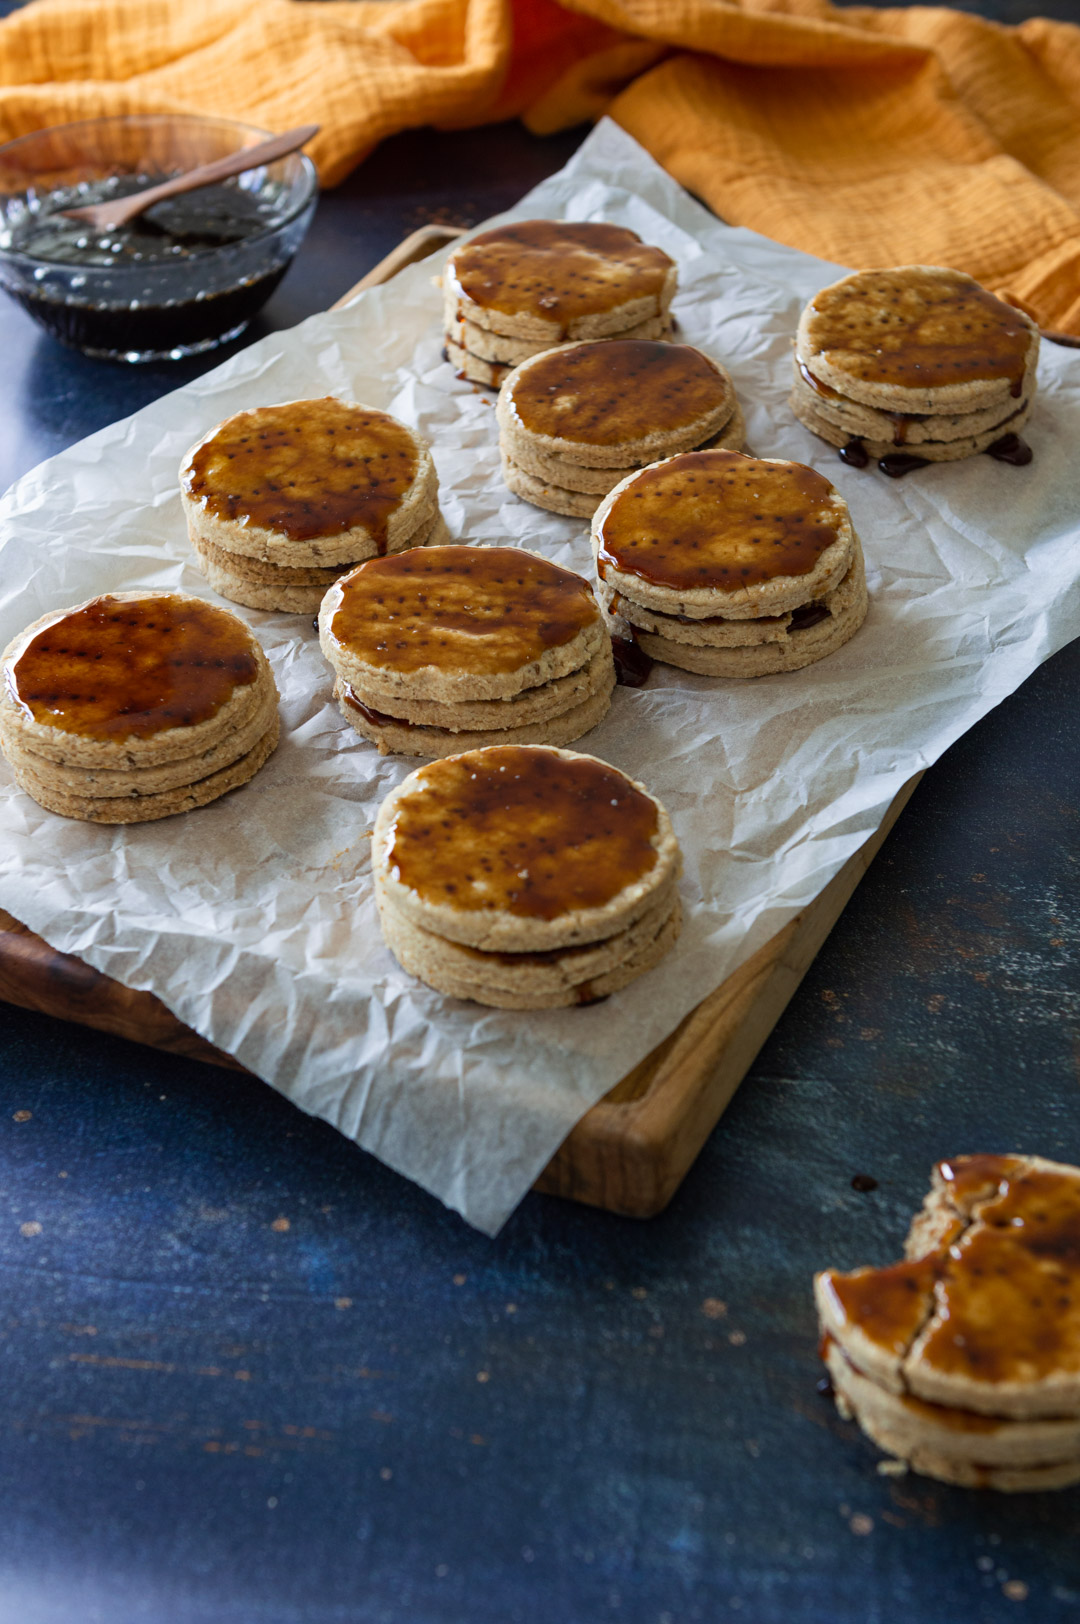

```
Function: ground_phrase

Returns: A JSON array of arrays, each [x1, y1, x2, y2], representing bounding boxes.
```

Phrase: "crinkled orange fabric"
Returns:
[[1, 0, 1078, 333]]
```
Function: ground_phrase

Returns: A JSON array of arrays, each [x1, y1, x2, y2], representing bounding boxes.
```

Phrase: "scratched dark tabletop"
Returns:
[[2, 7, 1080, 1620]]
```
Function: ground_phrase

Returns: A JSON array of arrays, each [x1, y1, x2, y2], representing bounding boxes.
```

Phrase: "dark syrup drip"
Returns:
[[838, 439, 869, 469], [789, 602, 831, 632], [611, 635, 653, 687], [851, 1174, 879, 1193], [816, 1374, 835, 1398], [878, 452, 931, 478], [985, 432, 1033, 466]]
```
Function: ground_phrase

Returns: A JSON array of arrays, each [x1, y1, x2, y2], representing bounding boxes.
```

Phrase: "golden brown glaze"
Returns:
[[386, 747, 660, 921], [797, 361, 842, 401], [509, 342, 727, 447], [820, 1259, 941, 1356], [938, 1153, 1017, 1208], [447, 221, 673, 330], [808, 270, 1032, 392], [918, 1164, 1080, 1387], [7, 595, 258, 740], [821, 1333, 1002, 1433], [183, 398, 419, 548], [596, 450, 843, 591], [329, 546, 599, 676]]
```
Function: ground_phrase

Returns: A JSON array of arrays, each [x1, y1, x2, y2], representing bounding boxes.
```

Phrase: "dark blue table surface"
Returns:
[[1, 9, 1079, 1620]]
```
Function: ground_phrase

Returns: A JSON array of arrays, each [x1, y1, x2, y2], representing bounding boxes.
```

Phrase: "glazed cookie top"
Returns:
[[801, 267, 1036, 395], [596, 450, 847, 593], [446, 221, 674, 329], [382, 746, 660, 919], [501, 341, 733, 451], [818, 1155, 1080, 1417], [5, 593, 259, 742], [182, 398, 421, 549], [323, 547, 601, 679]]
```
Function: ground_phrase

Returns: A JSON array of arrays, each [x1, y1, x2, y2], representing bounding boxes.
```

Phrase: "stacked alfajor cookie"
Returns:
[[372, 744, 682, 1008], [497, 339, 745, 519], [319, 545, 613, 757], [790, 267, 1040, 475], [816, 1154, 1080, 1492], [0, 591, 278, 823], [592, 449, 867, 677], [181, 397, 446, 614], [443, 220, 676, 388]]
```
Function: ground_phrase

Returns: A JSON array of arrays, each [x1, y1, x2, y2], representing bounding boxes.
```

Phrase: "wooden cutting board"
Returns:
[[0, 225, 922, 1218]]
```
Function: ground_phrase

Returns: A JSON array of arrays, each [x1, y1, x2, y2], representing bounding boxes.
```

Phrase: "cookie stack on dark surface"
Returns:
[[790, 266, 1040, 475], [497, 339, 744, 518], [816, 1154, 1080, 1492], [592, 449, 867, 677], [181, 397, 446, 613], [319, 545, 613, 757], [442, 220, 676, 388], [372, 744, 682, 1008], [0, 591, 278, 823]]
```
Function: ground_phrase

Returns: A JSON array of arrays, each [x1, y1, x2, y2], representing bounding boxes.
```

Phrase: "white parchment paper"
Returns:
[[2, 122, 1078, 1233]]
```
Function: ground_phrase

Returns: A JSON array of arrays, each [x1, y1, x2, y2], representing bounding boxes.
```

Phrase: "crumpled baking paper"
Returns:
[[1, 121, 1078, 1234]]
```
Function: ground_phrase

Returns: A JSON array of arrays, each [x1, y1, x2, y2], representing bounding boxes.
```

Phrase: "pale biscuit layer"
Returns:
[[378, 879, 682, 1009], [790, 363, 1032, 450], [372, 746, 682, 954], [618, 544, 867, 677], [591, 458, 855, 620], [9, 718, 279, 824], [0, 592, 274, 771], [596, 578, 790, 648], [338, 670, 614, 758], [796, 266, 1040, 414], [790, 392, 1033, 464], [200, 513, 450, 615], [448, 312, 672, 367], [2, 683, 279, 799], [340, 646, 614, 730], [180, 415, 437, 569]]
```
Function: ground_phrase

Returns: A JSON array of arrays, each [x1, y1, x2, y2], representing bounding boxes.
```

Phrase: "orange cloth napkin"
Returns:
[[1, 0, 1079, 333]]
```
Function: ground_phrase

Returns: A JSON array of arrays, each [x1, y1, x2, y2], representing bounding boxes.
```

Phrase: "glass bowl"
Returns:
[[0, 114, 318, 362]]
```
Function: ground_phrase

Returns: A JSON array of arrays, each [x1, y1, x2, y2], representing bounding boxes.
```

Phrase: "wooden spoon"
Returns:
[[58, 123, 319, 233]]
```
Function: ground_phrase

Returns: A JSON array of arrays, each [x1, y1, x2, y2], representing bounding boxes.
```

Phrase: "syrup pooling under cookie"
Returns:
[[508, 342, 728, 447], [447, 222, 673, 330], [8, 595, 259, 740], [385, 747, 660, 921], [809, 269, 1032, 392], [597, 450, 843, 591], [183, 398, 419, 549], [329, 547, 599, 676]]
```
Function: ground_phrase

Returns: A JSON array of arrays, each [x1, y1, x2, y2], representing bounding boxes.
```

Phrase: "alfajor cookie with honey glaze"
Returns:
[[497, 340, 745, 519], [0, 591, 278, 823], [442, 220, 677, 388], [592, 449, 867, 677], [791, 267, 1040, 474], [815, 1154, 1080, 1491], [372, 744, 682, 1008], [319, 545, 614, 757], [181, 397, 444, 613]]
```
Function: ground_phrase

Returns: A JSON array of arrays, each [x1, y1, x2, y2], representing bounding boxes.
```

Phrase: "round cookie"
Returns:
[[372, 745, 681, 954], [444, 220, 677, 344], [796, 266, 1040, 415], [0, 591, 275, 771], [790, 359, 1033, 451], [790, 389, 1033, 465], [338, 674, 614, 759], [180, 397, 438, 569], [592, 449, 855, 620], [320, 546, 607, 705], [444, 335, 512, 390]]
